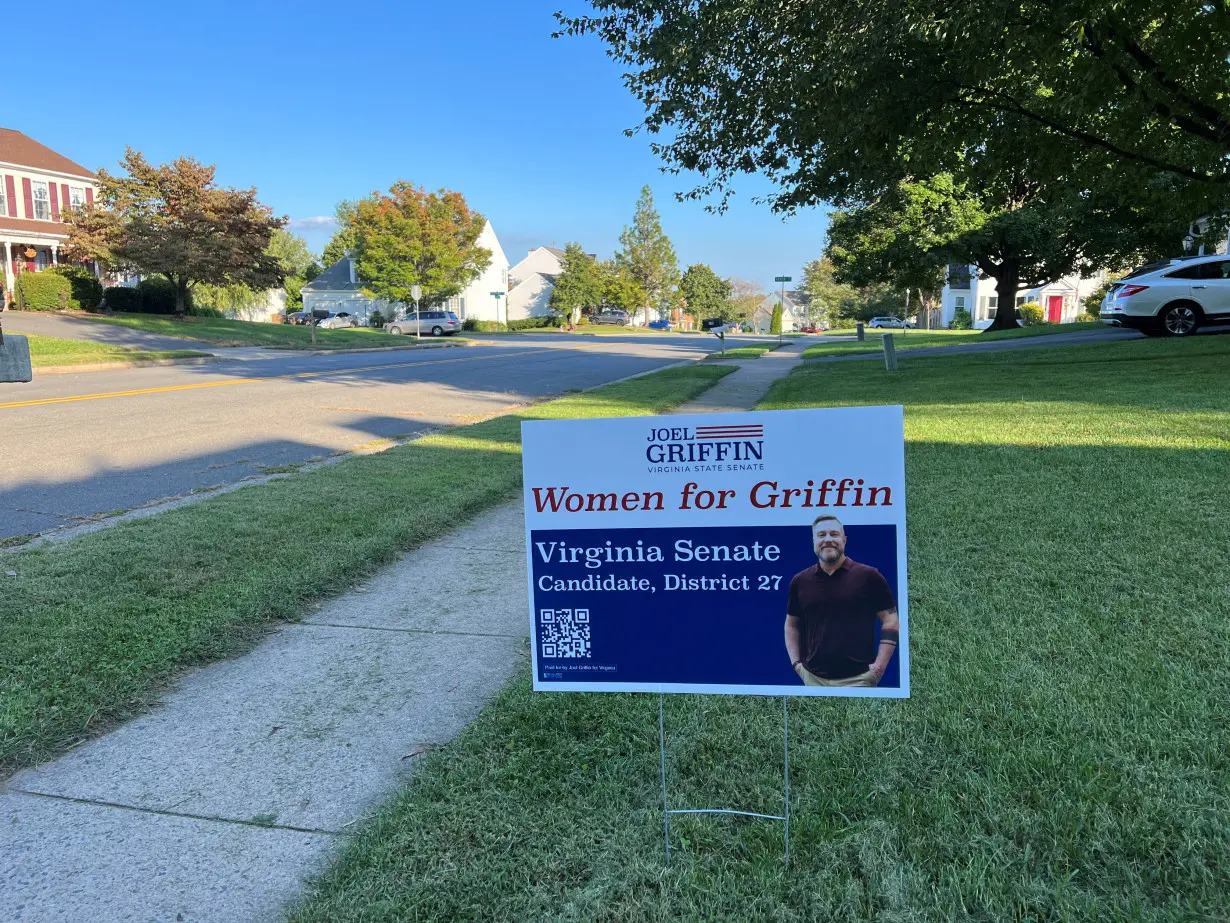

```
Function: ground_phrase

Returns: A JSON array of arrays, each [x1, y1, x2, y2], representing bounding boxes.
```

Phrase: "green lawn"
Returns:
[[704, 342, 784, 359], [0, 364, 733, 775], [802, 321, 1105, 359], [78, 313, 425, 349], [289, 334, 1230, 922], [26, 334, 210, 367]]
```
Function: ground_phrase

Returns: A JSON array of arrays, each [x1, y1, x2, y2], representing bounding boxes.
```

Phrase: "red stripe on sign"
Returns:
[[696, 428, 763, 436], [696, 426, 763, 432]]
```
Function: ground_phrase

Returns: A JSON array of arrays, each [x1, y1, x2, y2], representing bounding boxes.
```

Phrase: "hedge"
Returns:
[[49, 265, 103, 312], [15, 272, 71, 311], [508, 316, 560, 330], [102, 287, 142, 312]]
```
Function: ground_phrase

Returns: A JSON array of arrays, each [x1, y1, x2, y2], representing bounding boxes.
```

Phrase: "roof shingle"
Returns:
[[0, 129, 94, 179]]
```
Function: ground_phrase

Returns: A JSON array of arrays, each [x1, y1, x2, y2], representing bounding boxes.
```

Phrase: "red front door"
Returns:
[[1047, 295, 1063, 323]]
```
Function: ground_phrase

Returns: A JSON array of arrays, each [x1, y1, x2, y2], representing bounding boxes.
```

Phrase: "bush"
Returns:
[[136, 277, 181, 314], [369, 310, 386, 328], [102, 286, 141, 312], [49, 266, 103, 312], [769, 303, 783, 335], [1078, 311, 1101, 323], [470, 320, 509, 332], [1016, 302, 1045, 326], [1081, 277, 1120, 316], [948, 307, 973, 329], [508, 316, 557, 330], [15, 271, 71, 311]]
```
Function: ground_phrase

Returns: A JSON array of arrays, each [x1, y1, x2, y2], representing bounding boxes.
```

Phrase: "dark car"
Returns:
[[593, 310, 630, 325], [286, 311, 312, 325]]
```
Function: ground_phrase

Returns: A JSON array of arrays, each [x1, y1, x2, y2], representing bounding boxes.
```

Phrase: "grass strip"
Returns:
[[289, 334, 1230, 922], [75, 313, 421, 349], [704, 343, 784, 360], [0, 364, 733, 774], [26, 334, 210, 367], [802, 321, 1105, 359]]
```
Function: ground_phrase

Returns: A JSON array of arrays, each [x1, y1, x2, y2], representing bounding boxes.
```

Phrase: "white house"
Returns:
[[752, 291, 807, 333], [302, 220, 510, 324], [940, 263, 1106, 328], [509, 246, 566, 287], [507, 271, 558, 320]]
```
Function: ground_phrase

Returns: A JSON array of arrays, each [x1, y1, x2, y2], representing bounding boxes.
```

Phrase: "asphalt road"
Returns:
[[0, 332, 762, 540]]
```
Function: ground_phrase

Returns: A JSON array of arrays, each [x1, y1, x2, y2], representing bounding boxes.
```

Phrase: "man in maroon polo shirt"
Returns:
[[784, 514, 899, 687]]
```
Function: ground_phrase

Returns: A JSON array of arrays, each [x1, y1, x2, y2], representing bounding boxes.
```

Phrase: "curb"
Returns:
[[33, 355, 221, 375]]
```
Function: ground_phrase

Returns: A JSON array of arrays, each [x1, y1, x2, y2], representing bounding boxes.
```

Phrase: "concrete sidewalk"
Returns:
[[0, 344, 809, 923]]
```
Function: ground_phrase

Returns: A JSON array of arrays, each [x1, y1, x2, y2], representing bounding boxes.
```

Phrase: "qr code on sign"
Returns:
[[540, 609, 591, 658]]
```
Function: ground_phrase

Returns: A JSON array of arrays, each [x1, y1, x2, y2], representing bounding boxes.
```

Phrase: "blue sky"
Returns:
[[13, 0, 829, 291]]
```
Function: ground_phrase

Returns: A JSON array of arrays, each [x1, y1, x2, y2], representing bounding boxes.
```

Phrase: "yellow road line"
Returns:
[[0, 348, 565, 411]]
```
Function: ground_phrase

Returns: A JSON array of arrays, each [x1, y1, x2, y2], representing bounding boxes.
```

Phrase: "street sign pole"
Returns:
[[411, 284, 422, 342], [774, 275, 792, 344]]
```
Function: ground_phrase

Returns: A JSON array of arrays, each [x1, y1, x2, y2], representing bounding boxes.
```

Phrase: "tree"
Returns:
[[728, 278, 763, 323], [615, 186, 679, 323], [268, 229, 316, 278], [64, 148, 286, 315], [550, 243, 605, 321], [600, 259, 648, 314], [321, 200, 359, 267], [679, 263, 734, 322], [800, 259, 858, 328], [769, 302, 783, 335], [351, 183, 491, 309], [558, 3, 1230, 210]]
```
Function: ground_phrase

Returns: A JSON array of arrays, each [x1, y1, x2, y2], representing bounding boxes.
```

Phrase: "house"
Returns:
[[509, 245, 566, 287], [302, 220, 510, 324], [752, 291, 808, 333], [940, 263, 1107, 328], [0, 128, 99, 306], [507, 245, 598, 320]]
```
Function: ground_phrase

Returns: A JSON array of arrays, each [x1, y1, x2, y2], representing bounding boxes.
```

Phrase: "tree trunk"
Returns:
[[984, 263, 1022, 332], [173, 277, 189, 317]]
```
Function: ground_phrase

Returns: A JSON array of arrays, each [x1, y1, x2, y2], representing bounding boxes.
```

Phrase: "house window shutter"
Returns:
[[49, 182, 60, 220], [86, 186, 94, 206], [4, 176, 15, 217], [61, 184, 70, 214], [22, 178, 33, 219]]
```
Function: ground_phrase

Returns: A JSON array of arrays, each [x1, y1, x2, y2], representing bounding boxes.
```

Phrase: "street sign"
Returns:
[[774, 276, 792, 282]]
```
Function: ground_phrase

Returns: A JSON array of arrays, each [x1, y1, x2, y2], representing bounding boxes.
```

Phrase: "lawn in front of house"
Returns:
[[0, 364, 734, 775], [802, 321, 1104, 358], [288, 334, 1230, 922], [25, 334, 211, 367], [77, 313, 421, 349]]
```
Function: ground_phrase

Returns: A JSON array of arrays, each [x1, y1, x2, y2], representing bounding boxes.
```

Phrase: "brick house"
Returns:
[[0, 128, 98, 307]]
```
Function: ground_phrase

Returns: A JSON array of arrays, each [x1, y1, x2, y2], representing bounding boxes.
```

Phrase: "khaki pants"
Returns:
[[801, 667, 878, 688]]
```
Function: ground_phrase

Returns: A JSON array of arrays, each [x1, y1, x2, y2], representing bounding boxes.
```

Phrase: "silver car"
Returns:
[[316, 311, 358, 329], [1101, 254, 1230, 336], [385, 310, 462, 337]]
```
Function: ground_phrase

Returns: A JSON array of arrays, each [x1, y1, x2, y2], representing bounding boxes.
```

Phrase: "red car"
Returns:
[[798, 324, 818, 333]]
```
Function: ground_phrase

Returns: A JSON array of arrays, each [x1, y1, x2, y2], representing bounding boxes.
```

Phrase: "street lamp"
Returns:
[[491, 291, 505, 328], [410, 283, 422, 342], [774, 275, 792, 343]]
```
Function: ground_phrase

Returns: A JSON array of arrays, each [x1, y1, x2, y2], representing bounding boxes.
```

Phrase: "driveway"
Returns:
[[0, 312, 216, 352]]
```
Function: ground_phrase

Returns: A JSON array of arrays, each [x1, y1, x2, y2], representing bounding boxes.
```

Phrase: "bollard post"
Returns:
[[882, 333, 898, 371], [856, 322, 865, 341]]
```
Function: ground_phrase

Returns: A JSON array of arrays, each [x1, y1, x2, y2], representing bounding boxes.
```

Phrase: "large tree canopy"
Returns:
[[550, 243, 605, 320], [351, 183, 490, 309], [559, 1, 1230, 216], [679, 262, 734, 321], [615, 185, 679, 321], [65, 148, 286, 315]]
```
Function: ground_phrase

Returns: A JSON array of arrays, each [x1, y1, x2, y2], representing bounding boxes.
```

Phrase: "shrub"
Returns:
[[468, 320, 509, 332], [136, 277, 181, 314], [1078, 311, 1101, 323], [574, 314, 590, 326], [1016, 302, 1045, 326], [508, 315, 557, 330], [49, 266, 103, 312], [1081, 277, 1120, 316], [369, 310, 386, 328], [769, 302, 783, 335], [15, 271, 71, 311], [102, 286, 141, 313], [948, 307, 973, 329]]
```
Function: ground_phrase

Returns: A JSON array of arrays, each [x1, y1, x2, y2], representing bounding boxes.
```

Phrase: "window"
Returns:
[[0, 183, 5, 216], [947, 263, 971, 289], [1016, 295, 1028, 306], [978, 295, 998, 319], [31, 181, 50, 219], [953, 296, 966, 309], [68, 186, 85, 209]]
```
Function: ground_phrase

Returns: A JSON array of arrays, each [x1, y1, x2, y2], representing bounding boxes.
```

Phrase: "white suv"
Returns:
[[1101, 255, 1230, 336]]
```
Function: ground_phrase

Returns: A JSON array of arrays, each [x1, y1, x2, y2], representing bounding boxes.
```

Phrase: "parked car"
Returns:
[[647, 319, 672, 330], [798, 324, 817, 334], [1101, 254, 1230, 336], [593, 310, 630, 325], [286, 311, 312, 325], [316, 311, 358, 329], [385, 310, 462, 336], [867, 316, 916, 329]]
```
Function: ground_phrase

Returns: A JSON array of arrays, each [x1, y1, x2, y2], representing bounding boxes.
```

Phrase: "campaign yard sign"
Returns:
[[521, 406, 909, 698]]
